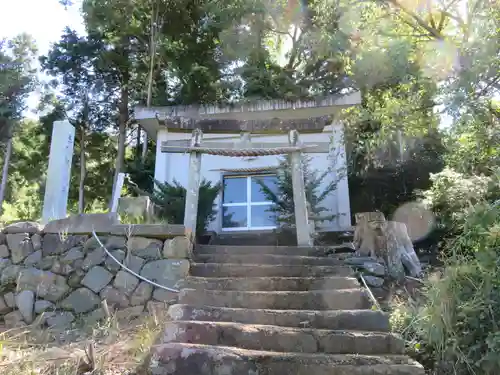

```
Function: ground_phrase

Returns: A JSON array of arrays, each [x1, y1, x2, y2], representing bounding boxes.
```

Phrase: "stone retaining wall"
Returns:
[[0, 220, 190, 329]]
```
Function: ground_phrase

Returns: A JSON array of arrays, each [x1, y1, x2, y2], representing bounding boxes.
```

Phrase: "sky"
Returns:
[[0, 0, 85, 117], [0, 0, 85, 53]]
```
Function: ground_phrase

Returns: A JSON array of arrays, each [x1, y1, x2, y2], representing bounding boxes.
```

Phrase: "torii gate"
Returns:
[[135, 92, 362, 246]]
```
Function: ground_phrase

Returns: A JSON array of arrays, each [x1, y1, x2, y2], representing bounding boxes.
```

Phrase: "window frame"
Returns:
[[221, 174, 277, 231]]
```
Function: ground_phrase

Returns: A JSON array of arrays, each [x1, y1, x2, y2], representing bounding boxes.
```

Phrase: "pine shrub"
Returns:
[[257, 154, 338, 232], [150, 179, 220, 233]]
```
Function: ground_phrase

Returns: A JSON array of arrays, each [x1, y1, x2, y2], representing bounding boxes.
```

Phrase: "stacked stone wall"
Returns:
[[0, 220, 190, 329]]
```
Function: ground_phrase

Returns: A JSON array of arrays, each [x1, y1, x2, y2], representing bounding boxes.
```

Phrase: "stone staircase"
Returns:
[[147, 244, 424, 374]]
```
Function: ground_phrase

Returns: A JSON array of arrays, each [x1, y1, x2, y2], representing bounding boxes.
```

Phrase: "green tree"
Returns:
[[257, 155, 338, 232], [150, 179, 221, 234], [0, 119, 47, 222], [445, 101, 500, 176], [41, 28, 114, 213], [0, 34, 37, 215]]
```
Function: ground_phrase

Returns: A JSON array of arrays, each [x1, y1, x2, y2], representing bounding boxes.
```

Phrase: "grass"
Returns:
[[0, 305, 167, 375]]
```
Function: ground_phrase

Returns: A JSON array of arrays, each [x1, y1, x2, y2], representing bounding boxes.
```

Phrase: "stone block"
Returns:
[[127, 237, 163, 260], [24, 250, 42, 266], [17, 268, 70, 302], [105, 236, 126, 250], [130, 281, 153, 306], [4, 292, 15, 308], [163, 236, 190, 259], [4, 311, 26, 328], [4, 221, 42, 234], [7, 233, 34, 263], [147, 300, 167, 317], [83, 307, 107, 326], [153, 288, 178, 303], [46, 311, 75, 328], [50, 261, 74, 275], [111, 224, 185, 239], [16, 290, 35, 324], [81, 266, 113, 293], [38, 256, 56, 270], [124, 254, 145, 274], [0, 296, 10, 314], [0, 258, 11, 272], [83, 236, 106, 251], [34, 300, 56, 314], [62, 247, 84, 263], [115, 305, 144, 321], [43, 213, 119, 234], [82, 247, 106, 270], [31, 233, 42, 251], [0, 232, 5, 245], [363, 275, 384, 288], [362, 262, 386, 277], [42, 234, 88, 256], [113, 270, 139, 296], [140, 259, 190, 290], [67, 269, 85, 288], [100, 286, 129, 308], [0, 244, 9, 258], [61, 288, 100, 313], [104, 249, 125, 272], [1, 264, 23, 284]]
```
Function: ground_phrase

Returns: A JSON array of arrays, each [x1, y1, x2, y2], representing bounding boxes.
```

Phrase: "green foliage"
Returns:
[[257, 155, 337, 231], [392, 201, 500, 375], [150, 179, 221, 233], [349, 131, 445, 216], [0, 34, 37, 143], [444, 102, 500, 176], [420, 168, 496, 234], [0, 119, 47, 222]]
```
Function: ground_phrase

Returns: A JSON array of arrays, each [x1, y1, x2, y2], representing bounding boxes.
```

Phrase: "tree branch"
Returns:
[[382, 0, 444, 39]]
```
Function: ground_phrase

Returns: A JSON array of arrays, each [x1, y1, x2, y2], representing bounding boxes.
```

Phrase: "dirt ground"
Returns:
[[0, 309, 166, 375]]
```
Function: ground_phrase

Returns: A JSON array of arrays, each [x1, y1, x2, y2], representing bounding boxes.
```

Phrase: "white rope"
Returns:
[[92, 231, 180, 293], [405, 275, 424, 284], [359, 273, 381, 311]]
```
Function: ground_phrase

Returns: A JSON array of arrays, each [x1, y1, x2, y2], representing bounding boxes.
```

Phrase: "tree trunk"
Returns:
[[0, 137, 13, 216], [78, 127, 86, 214], [135, 126, 142, 162], [110, 72, 129, 210], [353, 213, 422, 279], [353, 212, 386, 257], [141, 1, 158, 164]]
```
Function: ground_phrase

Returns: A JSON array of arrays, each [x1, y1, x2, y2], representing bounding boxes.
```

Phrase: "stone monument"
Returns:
[[42, 120, 75, 224]]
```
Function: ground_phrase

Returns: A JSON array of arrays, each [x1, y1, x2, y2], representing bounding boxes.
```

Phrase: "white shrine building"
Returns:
[[134, 92, 361, 234]]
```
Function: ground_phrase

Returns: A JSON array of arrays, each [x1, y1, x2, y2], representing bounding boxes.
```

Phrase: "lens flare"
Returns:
[[391, 201, 435, 242]]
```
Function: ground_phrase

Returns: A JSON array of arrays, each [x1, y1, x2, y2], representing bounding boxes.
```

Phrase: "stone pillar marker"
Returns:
[[288, 130, 312, 247], [110, 172, 127, 212], [154, 128, 169, 184], [42, 120, 75, 224], [183, 129, 203, 241]]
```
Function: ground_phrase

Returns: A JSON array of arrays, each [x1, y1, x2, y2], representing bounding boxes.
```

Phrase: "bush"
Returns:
[[393, 201, 500, 375], [150, 179, 221, 234], [420, 168, 492, 230]]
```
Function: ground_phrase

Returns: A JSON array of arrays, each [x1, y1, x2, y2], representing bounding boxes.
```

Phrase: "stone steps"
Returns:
[[190, 263, 354, 278], [196, 245, 354, 257], [178, 288, 371, 310], [144, 244, 423, 374], [149, 343, 425, 375], [163, 320, 404, 354], [168, 304, 391, 331], [176, 276, 360, 291], [193, 253, 347, 265]]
